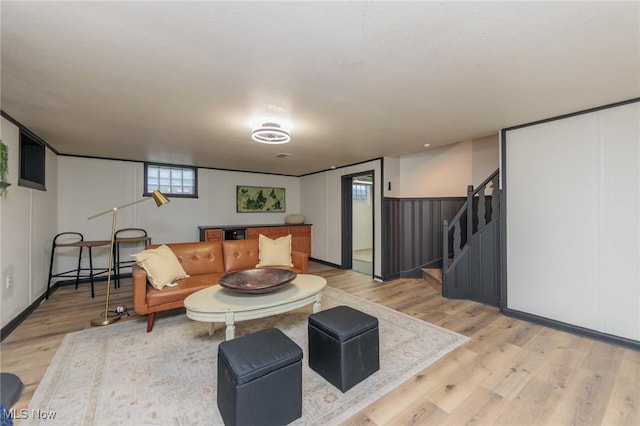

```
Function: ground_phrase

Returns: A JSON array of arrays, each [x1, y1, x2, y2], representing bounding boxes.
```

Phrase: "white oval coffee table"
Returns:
[[184, 273, 327, 340]]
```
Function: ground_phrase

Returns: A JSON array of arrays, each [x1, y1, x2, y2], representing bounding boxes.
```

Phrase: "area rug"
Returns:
[[27, 287, 468, 425]]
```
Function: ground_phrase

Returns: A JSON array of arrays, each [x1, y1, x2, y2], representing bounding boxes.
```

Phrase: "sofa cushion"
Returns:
[[257, 234, 293, 268], [132, 244, 189, 290], [222, 239, 261, 273]]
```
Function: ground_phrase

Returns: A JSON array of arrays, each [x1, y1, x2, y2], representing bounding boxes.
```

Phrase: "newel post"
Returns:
[[442, 220, 449, 274], [466, 185, 474, 242]]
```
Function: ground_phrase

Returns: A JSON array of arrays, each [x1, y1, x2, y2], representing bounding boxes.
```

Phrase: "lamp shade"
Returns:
[[151, 190, 170, 207]]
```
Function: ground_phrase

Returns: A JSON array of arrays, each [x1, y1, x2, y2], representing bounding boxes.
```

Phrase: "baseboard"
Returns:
[[399, 269, 423, 279], [1, 292, 47, 341], [2, 276, 113, 341], [502, 307, 640, 350], [309, 257, 342, 269], [381, 272, 400, 281]]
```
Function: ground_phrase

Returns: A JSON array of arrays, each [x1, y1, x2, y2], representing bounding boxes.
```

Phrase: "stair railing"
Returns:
[[443, 169, 500, 279]]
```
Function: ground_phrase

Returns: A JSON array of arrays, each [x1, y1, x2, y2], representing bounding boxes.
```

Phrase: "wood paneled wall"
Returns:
[[382, 197, 465, 281]]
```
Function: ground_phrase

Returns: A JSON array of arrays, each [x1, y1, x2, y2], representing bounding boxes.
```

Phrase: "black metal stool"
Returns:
[[46, 232, 84, 299], [46, 232, 111, 299], [113, 228, 151, 287]]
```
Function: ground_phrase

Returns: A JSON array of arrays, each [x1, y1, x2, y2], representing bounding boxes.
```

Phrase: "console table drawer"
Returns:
[[269, 227, 290, 237], [204, 229, 222, 241], [290, 225, 311, 235], [246, 227, 271, 238]]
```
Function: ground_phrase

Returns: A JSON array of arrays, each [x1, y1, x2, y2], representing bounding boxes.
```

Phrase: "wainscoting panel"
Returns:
[[383, 197, 466, 281]]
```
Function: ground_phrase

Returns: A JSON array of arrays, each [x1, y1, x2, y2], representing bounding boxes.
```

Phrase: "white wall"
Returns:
[[201, 169, 300, 228], [472, 134, 501, 187], [300, 159, 382, 278], [384, 156, 400, 197], [56, 157, 300, 275], [0, 117, 58, 326], [505, 101, 639, 341], [385, 135, 499, 198]]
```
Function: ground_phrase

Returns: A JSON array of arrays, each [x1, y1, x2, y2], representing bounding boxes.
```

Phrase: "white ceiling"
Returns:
[[1, 1, 639, 176]]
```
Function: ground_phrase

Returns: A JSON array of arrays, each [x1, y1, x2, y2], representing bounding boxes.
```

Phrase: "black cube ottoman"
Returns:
[[217, 328, 303, 426], [308, 305, 379, 392]]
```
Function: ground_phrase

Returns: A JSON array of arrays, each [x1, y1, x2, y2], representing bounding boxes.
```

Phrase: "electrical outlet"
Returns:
[[6, 275, 13, 289]]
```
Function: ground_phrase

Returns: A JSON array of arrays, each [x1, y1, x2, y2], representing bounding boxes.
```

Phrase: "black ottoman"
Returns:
[[0, 373, 24, 408], [217, 328, 302, 426], [308, 305, 379, 392]]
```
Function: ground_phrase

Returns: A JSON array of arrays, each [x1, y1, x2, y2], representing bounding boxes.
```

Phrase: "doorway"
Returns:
[[341, 172, 374, 276]]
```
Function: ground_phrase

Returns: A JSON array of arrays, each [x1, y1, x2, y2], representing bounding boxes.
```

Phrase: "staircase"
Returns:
[[422, 268, 442, 294], [441, 169, 501, 307]]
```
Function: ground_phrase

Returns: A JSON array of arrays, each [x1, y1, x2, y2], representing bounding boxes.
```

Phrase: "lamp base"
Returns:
[[90, 311, 121, 326]]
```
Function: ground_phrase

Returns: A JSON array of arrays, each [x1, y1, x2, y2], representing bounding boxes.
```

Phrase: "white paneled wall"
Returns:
[[299, 172, 330, 261], [505, 101, 640, 341], [597, 105, 640, 339], [1, 117, 58, 326]]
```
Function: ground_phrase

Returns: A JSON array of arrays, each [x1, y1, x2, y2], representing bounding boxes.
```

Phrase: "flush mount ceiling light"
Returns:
[[251, 122, 291, 144]]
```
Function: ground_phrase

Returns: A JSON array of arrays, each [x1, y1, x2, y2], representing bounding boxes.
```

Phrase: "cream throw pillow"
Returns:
[[131, 244, 189, 290], [257, 234, 293, 268]]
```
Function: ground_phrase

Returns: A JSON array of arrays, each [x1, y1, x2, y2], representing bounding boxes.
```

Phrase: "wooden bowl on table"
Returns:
[[219, 269, 297, 294]]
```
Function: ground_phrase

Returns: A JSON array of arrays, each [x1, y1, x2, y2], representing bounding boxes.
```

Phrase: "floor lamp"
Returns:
[[88, 190, 170, 326]]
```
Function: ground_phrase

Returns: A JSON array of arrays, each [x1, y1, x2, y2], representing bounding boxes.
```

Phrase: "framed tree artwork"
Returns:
[[236, 186, 286, 213]]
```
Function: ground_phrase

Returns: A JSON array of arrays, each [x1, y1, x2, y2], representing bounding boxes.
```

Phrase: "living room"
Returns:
[[1, 1, 639, 425], [0, 116, 499, 328]]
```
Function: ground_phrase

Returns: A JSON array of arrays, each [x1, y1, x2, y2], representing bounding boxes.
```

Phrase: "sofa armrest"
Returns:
[[291, 250, 309, 274], [132, 264, 149, 315]]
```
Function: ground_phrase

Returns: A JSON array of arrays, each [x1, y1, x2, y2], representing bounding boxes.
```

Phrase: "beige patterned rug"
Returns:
[[28, 287, 468, 425]]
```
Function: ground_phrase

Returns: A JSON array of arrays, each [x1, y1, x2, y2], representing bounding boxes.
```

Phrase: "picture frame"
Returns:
[[236, 186, 286, 213]]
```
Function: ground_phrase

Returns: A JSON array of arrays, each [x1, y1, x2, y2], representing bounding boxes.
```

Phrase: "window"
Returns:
[[19, 130, 46, 190], [144, 163, 197, 197], [352, 183, 370, 201]]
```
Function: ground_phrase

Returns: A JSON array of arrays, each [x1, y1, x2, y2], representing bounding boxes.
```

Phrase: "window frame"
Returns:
[[143, 162, 198, 198]]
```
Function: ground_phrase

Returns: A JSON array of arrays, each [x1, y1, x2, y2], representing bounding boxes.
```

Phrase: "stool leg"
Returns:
[[46, 242, 57, 300], [88, 247, 95, 298], [75, 246, 83, 290]]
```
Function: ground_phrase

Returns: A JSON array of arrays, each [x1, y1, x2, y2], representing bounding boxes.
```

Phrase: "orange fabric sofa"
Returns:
[[132, 238, 309, 332]]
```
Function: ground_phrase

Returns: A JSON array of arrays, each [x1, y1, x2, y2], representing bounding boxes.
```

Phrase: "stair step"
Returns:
[[422, 268, 442, 294]]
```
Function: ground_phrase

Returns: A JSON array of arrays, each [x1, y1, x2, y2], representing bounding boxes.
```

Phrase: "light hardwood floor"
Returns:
[[1, 262, 638, 425]]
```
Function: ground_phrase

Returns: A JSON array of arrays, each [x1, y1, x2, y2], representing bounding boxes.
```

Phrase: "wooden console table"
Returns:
[[198, 224, 311, 256]]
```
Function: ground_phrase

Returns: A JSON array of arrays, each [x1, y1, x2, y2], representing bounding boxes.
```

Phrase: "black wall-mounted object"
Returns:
[[19, 129, 46, 191]]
